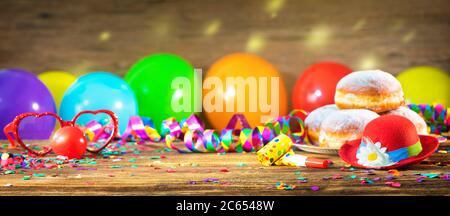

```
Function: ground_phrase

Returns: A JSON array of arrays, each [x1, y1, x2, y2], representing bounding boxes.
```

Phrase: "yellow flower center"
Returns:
[[368, 152, 378, 161]]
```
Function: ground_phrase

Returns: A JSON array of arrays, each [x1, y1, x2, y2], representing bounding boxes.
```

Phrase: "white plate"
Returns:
[[293, 144, 339, 155]]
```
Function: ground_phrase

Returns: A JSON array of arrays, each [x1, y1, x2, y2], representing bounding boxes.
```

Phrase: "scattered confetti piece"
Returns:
[[33, 173, 45, 177], [385, 182, 401, 187], [421, 173, 439, 178], [237, 163, 247, 167], [166, 169, 176, 173], [416, 176, 426, 183], [388, 169, 401, 176], [23, 176, 31, 180], [275, 182, 296, 190], [4, 170, 15, 175], [311, 186, 320, 191], [372, 177, 381, 181], [385, 175, 395, 181], [219, 168, 229, 172], [111, 165, 122, 169]]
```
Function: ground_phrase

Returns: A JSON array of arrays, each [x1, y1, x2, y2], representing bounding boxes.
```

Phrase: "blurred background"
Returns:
[[0, 0, 449, 95]]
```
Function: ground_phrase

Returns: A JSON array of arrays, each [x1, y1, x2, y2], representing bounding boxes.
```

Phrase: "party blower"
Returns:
[[257, 134, 330, 169], [3, 110, 118, 158]]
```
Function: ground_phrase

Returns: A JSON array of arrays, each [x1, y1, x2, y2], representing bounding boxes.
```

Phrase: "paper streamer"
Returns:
[[408, 104, 450, 134], [117, 111, 307, 153]]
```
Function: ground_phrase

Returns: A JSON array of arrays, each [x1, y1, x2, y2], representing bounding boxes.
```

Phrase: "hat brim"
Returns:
[[339, 135, 439, 170]]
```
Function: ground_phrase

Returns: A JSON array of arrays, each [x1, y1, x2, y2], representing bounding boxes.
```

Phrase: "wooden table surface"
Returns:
[[0, 141, 448, 196]]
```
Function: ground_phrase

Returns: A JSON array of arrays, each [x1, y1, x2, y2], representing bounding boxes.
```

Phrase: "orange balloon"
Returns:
[[203, 53, 288, 130]]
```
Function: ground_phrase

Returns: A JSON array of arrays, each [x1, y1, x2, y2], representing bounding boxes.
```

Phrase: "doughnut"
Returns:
[[319, 109, 379, 148], [305, 104, 339, 146], [383, 106, 428, 135], [335, 70, 405, 113]]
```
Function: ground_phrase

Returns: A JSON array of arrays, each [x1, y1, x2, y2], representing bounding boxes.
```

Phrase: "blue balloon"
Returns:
[[60, 72, 138, 133]]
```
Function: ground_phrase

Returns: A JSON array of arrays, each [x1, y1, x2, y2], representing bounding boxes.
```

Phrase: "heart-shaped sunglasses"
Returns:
[[3, 110, 118, 156]]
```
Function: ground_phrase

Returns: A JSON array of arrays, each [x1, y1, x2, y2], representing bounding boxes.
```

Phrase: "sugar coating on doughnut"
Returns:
[[384, 106, 428, 135], [319, 109, 380, 148], [305, 104, 339, 131], [336, 70, 403, 95]]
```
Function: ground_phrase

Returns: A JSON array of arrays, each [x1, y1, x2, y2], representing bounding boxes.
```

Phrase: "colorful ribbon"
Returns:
[[408, 104, 449, 134], [119, 111, 306, 153]]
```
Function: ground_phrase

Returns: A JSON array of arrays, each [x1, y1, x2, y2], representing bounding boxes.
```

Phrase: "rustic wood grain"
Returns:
[[0, 0, 449, 104], [0, 141, 448, 196]]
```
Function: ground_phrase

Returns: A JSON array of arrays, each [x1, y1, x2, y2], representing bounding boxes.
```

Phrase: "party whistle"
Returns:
[[257, 134, 330, 169]]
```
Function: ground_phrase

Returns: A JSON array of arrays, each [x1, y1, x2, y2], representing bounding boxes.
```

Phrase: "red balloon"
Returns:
[[50, 126, 87, 159], [292, 62, 352, 112]]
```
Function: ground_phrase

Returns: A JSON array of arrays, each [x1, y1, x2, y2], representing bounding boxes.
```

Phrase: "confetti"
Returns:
[[275, 182, 296, 190], [385, 175, 396, 181], [33, 173, 45, 177], [166, 169, 176, 173], [385, 182, 401, 187], [311, 186, 320, 191], [111, 165, 123, 168], [219, 168, 229, 172], [421, 173, 440, 178], [416, 176, 426, 183], [4, 183, 13, 187], [388, 169, 401, 176], [23, 176, 31, 180], [4, 170, 15, 175], [237, 163, 247, 167]]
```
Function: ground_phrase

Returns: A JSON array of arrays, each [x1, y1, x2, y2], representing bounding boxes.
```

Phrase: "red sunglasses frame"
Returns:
[[3, 110, 118, 156]]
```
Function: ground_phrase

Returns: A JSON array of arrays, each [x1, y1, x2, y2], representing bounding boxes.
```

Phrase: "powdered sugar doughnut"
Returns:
[[319, 109, 379, 148], [383, 106, 428, 135], [305, 104, 339, 146], [335, 70, 404, 113]]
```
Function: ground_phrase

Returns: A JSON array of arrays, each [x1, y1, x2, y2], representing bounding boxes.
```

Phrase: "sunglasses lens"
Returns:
[[74, 112, 116, 153], [17, 115, 60, 154]]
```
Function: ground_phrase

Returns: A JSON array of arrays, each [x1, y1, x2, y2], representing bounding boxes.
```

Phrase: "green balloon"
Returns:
[[125, 54, 198, 131]]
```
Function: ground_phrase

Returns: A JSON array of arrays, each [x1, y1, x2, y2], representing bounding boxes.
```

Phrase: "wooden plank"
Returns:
[[0, 141, 448, 195]]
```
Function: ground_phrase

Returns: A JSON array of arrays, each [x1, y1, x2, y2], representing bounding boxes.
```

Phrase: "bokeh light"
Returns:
[[265, 0, 286, 18], [358, 55, 379, 70], [305, 24, 332, 48], [204, 19, 222, 36], [246, 34, 265, 53], [98, 31, 111, 42]]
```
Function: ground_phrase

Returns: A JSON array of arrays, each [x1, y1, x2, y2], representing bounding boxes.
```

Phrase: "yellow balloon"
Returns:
[[397, 66, 450, 107], [38, 71, 77, 109]]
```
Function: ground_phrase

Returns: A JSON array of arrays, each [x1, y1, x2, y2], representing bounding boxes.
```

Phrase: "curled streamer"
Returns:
[[116, 110, 306, 153], [408, 104, 449, 134]]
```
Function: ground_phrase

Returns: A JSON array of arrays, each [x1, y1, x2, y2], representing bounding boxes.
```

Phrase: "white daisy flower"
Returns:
[[356, 137, 396, 168]]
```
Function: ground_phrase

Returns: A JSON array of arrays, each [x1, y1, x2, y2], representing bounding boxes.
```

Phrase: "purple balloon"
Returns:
[[0, 68, 56, 140]]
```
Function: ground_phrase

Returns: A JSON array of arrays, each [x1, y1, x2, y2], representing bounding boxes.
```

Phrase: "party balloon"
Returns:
[[60, 72, 138, 133], [38, 71, 77, 110], [125, 53, 198, 131], [50, 126, 87, 159], [0, 68, 56, 140], [292, 62, 352, 112], [397, 66, 450, 107], [203, 53, 288, 130]]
